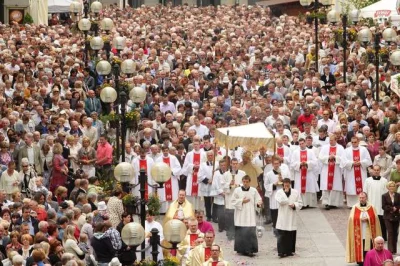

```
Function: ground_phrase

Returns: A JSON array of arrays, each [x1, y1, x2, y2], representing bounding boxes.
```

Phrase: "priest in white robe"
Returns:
[[319, 134, 345, 209], [222, 158, 246, 241], [131, 148, 155, 199], [265, 156, 290, 236], [182, 140, 206, 210], [341, 137, 373, 207], [290, 138, 319, 207], [136, 211, 164, 261], [156, 146, 182, 213], [210, 159, 227, 232], [198, 151, 218, 222], [275, 137, 291, 166], [363, 164, 388, 241], [275, 178, 303, 258], [231, 175, 262, 257]]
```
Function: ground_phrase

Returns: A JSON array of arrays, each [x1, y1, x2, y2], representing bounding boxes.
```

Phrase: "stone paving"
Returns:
[[211, 205, 349, 266]]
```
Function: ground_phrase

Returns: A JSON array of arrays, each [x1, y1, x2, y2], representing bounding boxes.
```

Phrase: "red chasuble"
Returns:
[[277, 146, 284, 159], [162, 157, 173, 201], [300, 150, 307, 193], [353, 149, 363, 194], [192, 153, 201, 196], [204, 247, 211, 261], [189, 234, 198, 248], [139, 159, 149, 200], [353, 206, 378, 262], [327, 146, 337, 191]]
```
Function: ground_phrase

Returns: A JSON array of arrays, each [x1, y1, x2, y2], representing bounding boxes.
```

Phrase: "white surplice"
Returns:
[[275, 188, 303, 231], [341, 146, 372, 206], [209, 169, 226, 205], [197, 161, 218, 197], [363, 177, 388, 216], [264, 167, 290, 210], [131, 156, 155, 197], [319, 144, 345, 191], [156, 155, 182, 212], [182, 150, 206, 209], [231, 186, 262, 227], [290, 148, 319, 207], [222, 170, 246, 210], [136, 220, 164, 261]]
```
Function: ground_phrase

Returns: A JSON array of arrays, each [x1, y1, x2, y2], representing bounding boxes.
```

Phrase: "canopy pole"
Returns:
[[225, 130, 229, 157]]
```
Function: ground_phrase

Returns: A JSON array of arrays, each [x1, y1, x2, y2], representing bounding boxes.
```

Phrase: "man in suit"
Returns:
[[17, 205, 39, 236], [17, 133, 43, 175], [83, 67, 96, 91], [84, 90, 102, 116]]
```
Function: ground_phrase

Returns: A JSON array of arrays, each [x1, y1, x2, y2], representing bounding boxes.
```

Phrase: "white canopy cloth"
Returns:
[[214, 123, 275, 152], [48, 0, 77, 13], [360, 0, 397, 18], [29, 0, 48, 25]]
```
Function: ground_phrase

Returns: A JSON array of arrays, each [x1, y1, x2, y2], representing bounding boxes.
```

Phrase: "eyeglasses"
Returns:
[[366, 93, 371, 96], [211, 250, 220, 252]]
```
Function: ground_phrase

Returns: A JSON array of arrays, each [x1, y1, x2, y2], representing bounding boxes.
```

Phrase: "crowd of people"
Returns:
[[0, 1, 399, 266]]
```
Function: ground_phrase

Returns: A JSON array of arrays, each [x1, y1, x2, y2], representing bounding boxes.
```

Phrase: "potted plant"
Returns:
[[147, 194, 161, 216], [379, 47, 389, 63], [100, 111, 120, 129], [23, 13, 34, 24], [122, 194, 140, 215], [126, 110, 141, 130], [158, 256, 180, 266]]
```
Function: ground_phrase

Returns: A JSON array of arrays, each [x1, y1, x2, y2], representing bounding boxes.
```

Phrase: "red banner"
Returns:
[[277, 147, 284, 159], [353, 206, 378, 262], [300, 150, 307, 194], [192, 153, 201, 196], [163, 157, 173, 201], [327, 146, 337, 191], [353, 150, 363, 195], [374, 10, 391, 17], [139, 159, 149, 200]]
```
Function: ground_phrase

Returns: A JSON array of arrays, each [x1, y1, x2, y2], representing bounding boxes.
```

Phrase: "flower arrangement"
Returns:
[[122, 194, 140, 206], [347, 28, 357, 42], [366, 48, 374, 55], [98, 178, 119, 196], [101, 82, 113, 89], [134, 259, 157, 266], [397, 75, 400, 88], [159, 256, 180, 266], [102, 35, 111, 42], [112, 57, 122, 65], [379, 47, 389, 56], [126, 110, 140, 122], [100, 111, 120, 124], [147, 193, 161, 216]]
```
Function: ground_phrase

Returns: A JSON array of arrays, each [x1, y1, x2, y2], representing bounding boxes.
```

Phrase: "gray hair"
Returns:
[[81, 204, 92, 214], [61, 253, 75, 265], [12, 254, 24, 265], [38, 221, 48, 230]]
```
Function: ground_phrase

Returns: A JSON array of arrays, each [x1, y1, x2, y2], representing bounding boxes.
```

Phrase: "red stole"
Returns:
[[212, 262, 218, 266], [192, 153, 201, 196], [139, 159, 149, 200], [204, 247, 211, 261], [189, 234, 198, 248], [353, 149, 363, 195], [163, 157, 173, 201], [277, 146, 284, 159], [300, 150, 307, 194], [327, 146, 337, 191], [353, 206, 378, 262]]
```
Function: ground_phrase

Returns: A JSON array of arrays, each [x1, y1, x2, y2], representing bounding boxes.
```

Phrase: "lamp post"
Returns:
[[115, 161, 172, 261], [300, 0, 331, 71], [391, 50, 400, 72], [358, 28, 398, 102], [327, 9, 359, 84], [121, 220, 186, 264]]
